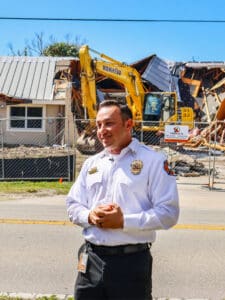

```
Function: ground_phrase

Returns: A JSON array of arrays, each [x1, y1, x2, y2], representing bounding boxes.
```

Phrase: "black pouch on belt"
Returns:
[[77, 243, 105, 285]]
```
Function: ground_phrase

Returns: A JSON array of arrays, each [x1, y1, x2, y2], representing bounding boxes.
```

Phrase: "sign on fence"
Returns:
[[164, 125, 189, 143]]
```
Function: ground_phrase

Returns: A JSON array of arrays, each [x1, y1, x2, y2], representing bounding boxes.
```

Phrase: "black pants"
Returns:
[[75, 243, 153, 300]]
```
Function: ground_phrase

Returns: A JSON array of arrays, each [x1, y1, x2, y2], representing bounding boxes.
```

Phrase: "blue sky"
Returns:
[[1, 0, 225, 63]]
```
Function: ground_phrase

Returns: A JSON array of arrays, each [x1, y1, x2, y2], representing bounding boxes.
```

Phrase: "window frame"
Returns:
[[7, 105, 46, 132]]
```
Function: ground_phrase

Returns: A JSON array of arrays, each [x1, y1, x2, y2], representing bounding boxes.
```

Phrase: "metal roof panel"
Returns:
[[0, 56, 76, 101], [8, 59, 24, 96], [44, 60, 55, 100], [141, 56, 174, 92], [185, 62, 225, 69]]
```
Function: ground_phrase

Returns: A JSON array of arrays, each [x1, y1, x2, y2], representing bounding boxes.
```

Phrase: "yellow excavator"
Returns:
[[76, 45, 194, 154]]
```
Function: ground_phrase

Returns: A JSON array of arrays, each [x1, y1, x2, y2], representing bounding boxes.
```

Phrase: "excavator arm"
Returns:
[[79, 45, 98, 120], [79, 45, 146, 121]]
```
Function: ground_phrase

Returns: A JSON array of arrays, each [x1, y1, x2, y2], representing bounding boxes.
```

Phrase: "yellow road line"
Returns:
[[0, 219, 73, 226], [0, 219, 225, 230], [174, 224, 225, 230]]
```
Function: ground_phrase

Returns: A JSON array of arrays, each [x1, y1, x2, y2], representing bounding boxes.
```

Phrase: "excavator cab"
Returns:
[[143, 94, 162, 122], [143, 92, 176, 125]]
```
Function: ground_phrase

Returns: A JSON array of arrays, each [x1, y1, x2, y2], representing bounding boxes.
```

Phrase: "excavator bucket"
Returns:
[[76, 128, 103, 155]]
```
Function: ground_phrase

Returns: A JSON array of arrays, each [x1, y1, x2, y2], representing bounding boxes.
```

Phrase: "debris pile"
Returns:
[[184, 119, 225, 151], [161, 147, 208, 177], [0, 145, 75, 159], [173, 160, 208, 177], [176, 63, 225, 151]]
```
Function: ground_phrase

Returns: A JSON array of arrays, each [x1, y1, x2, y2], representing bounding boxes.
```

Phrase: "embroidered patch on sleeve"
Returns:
[[163, 160, 174, 175]]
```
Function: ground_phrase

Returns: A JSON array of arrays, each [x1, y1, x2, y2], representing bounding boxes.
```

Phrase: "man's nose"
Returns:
[[98, 125, 107, 134]]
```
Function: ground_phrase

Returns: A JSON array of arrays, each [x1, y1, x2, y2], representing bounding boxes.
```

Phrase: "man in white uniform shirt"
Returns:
[[66, 100, 179, 300]]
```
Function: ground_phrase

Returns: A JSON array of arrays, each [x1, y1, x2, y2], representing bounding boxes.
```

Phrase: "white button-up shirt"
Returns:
[[66, 138, 179, 246]]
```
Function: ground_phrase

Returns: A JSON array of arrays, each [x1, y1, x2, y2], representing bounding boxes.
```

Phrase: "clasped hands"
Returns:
[[88, 203, 124, 229]]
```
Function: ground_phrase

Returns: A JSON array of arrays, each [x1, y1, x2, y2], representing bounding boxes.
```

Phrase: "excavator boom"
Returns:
[[79, 45, 145, 121]]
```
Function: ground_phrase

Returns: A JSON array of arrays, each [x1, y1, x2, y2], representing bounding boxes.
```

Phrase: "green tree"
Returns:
[[8, 32, 86, 57], [43, 42, 79, 57]]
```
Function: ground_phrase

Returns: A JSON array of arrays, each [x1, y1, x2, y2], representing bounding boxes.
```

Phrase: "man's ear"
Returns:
[[126, 119, 133, 130]]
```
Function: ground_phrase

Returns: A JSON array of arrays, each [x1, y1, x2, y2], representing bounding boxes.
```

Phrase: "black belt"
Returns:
[[86, 241, 150, 255]]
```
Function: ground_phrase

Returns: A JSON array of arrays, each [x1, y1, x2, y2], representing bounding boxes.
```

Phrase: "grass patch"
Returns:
[[0, 296, 74, 300], [0, 181, 73, 195]]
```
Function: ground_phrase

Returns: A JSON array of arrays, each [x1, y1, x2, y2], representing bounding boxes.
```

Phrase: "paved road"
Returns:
[[0, 179, 225, 299]]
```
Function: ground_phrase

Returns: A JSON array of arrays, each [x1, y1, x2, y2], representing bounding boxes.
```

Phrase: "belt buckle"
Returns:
[[123, 245, 133, 254], [126, 243, 148, 254]]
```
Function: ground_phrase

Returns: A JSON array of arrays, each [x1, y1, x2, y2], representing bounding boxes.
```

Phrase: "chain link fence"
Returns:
[[0, 117, 75, 181], [74, 119, 225, 190], [0, 117, 224, 189]]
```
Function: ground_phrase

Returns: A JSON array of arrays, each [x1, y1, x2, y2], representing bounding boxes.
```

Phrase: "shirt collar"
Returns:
[[99, 138, 139, 159]]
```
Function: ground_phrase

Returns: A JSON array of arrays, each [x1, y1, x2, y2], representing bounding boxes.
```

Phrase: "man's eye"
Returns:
[[96, 122, 114, 129]]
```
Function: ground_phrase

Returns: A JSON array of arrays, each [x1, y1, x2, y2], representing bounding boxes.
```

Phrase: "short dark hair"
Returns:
[[97, 99, 133, 120]]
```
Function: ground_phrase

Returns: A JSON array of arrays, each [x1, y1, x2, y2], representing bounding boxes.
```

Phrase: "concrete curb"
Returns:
[[0, 292, 212, 300], [0, 292, 73, 299]]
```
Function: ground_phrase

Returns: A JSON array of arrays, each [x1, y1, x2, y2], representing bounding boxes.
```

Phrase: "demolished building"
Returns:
[[174, 61, 225, 151], [94, 56, 225, 151], [0, 53, 225, 152]]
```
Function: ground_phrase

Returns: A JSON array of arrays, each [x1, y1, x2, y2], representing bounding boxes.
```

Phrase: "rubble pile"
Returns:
[[173, 160, 208, 177], [0, 145, 76, 159], [178, 63, 225, 151], [160, 146, 224, 178], [184, 119, 225, 151]]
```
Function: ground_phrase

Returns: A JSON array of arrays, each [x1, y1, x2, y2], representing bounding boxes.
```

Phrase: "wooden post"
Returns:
[[64, 82, 75, 147]]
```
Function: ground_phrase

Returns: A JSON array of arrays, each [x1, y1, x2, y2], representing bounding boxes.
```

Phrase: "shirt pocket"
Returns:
[[86, 171, 103, 190], [118, 172, 147, 190]]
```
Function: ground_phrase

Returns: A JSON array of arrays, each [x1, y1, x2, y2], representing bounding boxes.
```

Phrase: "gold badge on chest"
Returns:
[[130, 160, 143, 175]]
